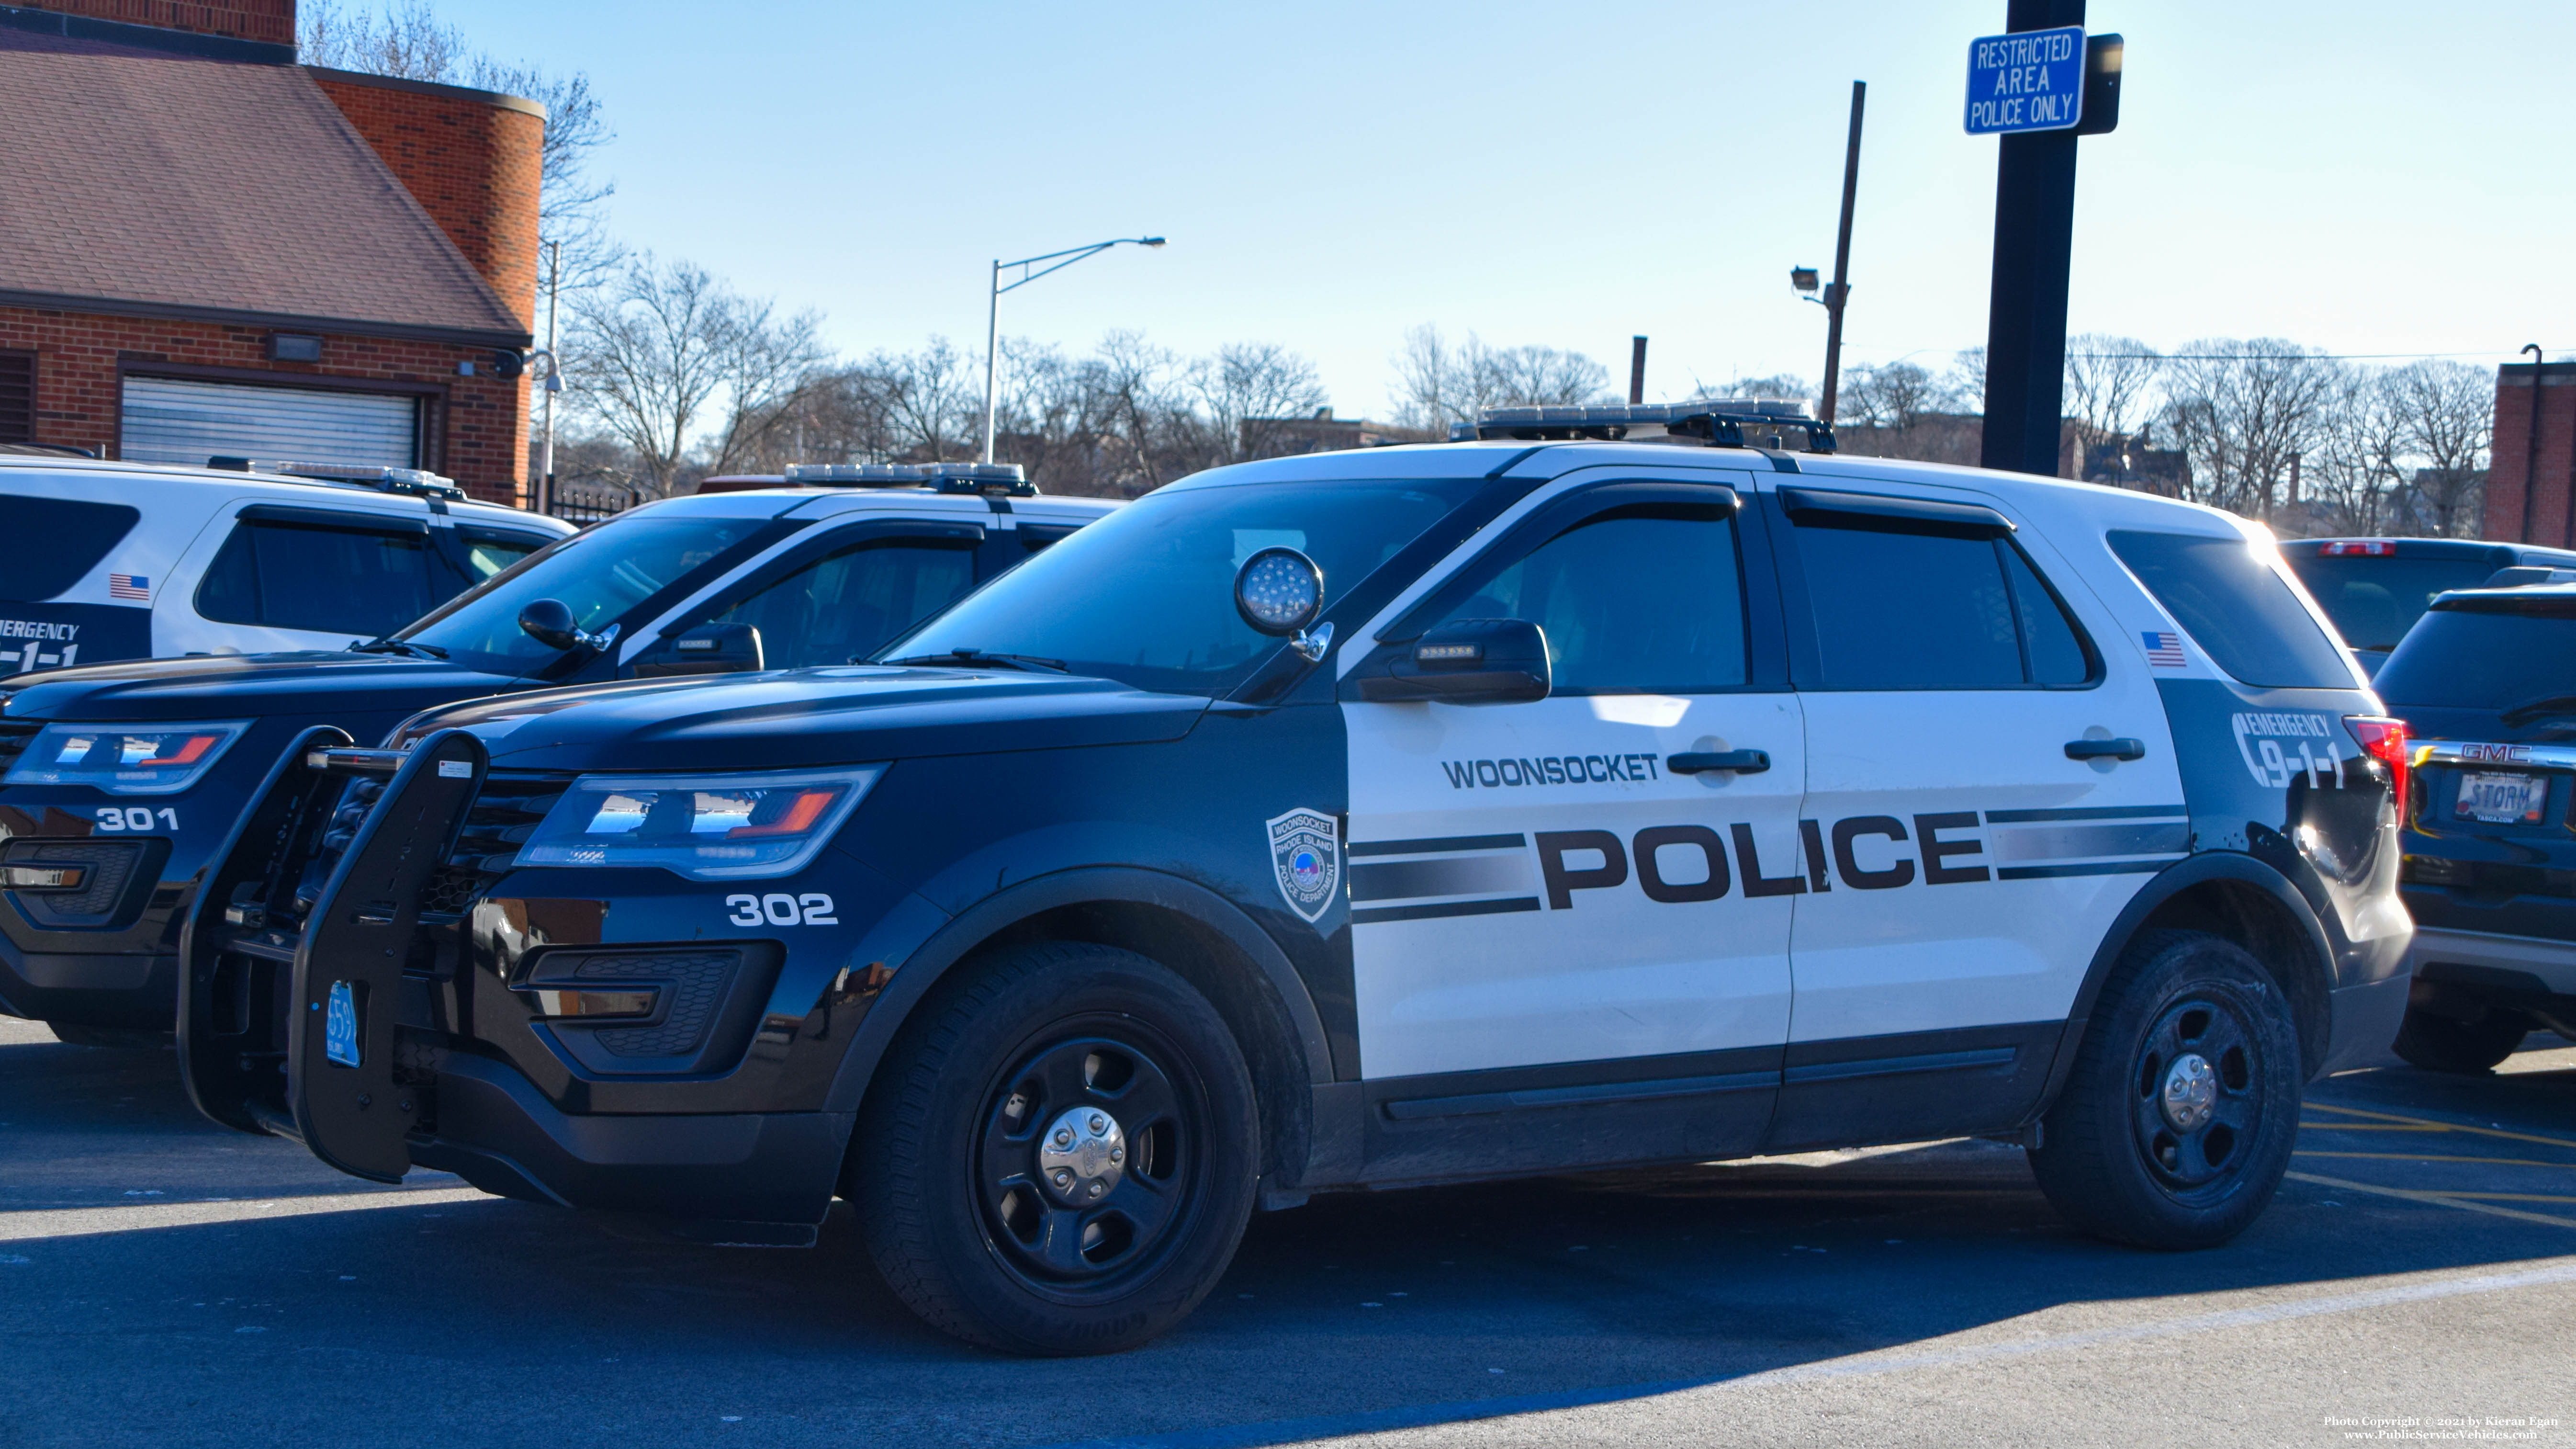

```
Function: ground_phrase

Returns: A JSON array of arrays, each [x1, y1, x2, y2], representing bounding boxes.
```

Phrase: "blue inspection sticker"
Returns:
[[324, 981, 361, 1068]]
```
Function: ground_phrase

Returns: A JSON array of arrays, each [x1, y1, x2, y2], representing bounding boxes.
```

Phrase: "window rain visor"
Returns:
[[4, 720, 249, 795], [392, 515, 771, 674], [886, 476, 1485, 695], [517, 766, 885, 880]]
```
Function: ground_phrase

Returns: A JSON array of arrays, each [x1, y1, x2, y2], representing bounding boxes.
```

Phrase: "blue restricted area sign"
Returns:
[[1965, 25, 2086, 135]]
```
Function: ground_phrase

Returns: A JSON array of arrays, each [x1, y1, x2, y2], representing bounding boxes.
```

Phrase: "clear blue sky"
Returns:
[[431, 0, 2575, 416]]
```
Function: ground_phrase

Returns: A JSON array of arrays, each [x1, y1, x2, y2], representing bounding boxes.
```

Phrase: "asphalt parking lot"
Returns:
[[5, 1015, 2572, 1449]]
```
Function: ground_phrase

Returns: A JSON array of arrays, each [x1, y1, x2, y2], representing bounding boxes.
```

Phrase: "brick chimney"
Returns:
[[308, 71, 545, 329], [5, 0, 294, 45]]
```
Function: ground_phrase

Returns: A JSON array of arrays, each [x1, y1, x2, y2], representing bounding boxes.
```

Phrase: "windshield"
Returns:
[[2283, 554, 2497, 652], [394, 514, 770, 674], [889, 476, 1486, 695], [2374, 609, 2576, 711]]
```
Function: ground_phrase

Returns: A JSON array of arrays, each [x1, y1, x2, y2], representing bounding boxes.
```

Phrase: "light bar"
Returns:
[[782, 463, 930, 486], [924, 462, 1039, 497], [1457, 399, 1835, 453], [207, 457, 463, 498], [2319, 541, 2397, 556]]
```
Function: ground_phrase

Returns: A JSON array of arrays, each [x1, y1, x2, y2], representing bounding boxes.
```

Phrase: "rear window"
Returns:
[[2374, 605, 2576, 711], [2107, 530, 2352, 689], [0, 494, 142, 602], [2282, 554, 2498, 653]]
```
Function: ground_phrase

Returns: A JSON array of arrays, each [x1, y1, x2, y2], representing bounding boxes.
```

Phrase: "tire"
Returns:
[[2029, 930, 2304, 1250], [2391, 1006, 2526, 1075], [851, 941, 1259, 1356]]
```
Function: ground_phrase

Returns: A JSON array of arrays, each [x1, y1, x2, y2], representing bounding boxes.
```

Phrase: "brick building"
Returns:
[[2484, 359, 2576, 547], [0, 0, 542, 504]]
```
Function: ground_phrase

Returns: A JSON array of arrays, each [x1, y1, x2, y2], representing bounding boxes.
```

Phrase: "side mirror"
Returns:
[[1356, 618, 1551, 704], [517, 598, 615, 655], [633, 623, 765, 679], [1234, 547, 1334, 662]]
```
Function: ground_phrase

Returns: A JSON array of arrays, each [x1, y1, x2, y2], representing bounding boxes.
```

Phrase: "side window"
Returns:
[[194, 518, 436, 637], [709, 538, 979, 669], [1797, 519, 2095, 690], [0, 494, 141, 602], [2107, 530, 2352, 689], [1437, 503, 1747, 693]]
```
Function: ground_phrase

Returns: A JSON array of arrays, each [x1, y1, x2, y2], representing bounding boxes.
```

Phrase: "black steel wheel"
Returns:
[[852, 940, 1258, 1355], [2031, 930, 2304, 1249]]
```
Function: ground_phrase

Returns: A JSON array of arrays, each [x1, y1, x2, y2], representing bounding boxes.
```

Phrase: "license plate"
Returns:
[[2454, 771, 2549, 825], [324, 980, 361, 1068]]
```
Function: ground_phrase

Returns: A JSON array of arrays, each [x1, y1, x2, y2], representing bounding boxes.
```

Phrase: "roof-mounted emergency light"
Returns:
[[782, 464, 932, 487], [206, 457, 465, 498], [1452, 400, 1836, 453], [923, 462, 1039, 498]]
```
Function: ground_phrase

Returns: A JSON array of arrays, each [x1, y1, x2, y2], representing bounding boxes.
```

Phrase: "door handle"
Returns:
[[1668, 749, 1771, 775], [2065, 737, 2147, 761]]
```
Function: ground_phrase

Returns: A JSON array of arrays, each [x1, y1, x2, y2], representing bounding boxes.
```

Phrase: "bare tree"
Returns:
[[1191, 342, 1329, 464], [1391, 326, 1610, 430], [1839, 362, 1954, 431], [2063, 334, 2163, 467], [562, 255, 826, 495], [2385, 360, 2494, 538], [2155, 339, 2337, 519], [1949, 347, 1988, 406], [2299, 368, 2411, 536]]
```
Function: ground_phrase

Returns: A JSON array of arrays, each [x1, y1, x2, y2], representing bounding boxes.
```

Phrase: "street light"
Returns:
[[981, 236, 1167, 464]]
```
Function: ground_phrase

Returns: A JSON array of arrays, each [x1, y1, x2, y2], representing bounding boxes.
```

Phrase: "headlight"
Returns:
[[516, 766, 885, 880], [2, 720, 251, 795]]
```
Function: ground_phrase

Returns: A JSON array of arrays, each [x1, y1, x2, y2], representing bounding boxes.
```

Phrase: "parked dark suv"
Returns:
[[2374, 582, 2576, 1070], [2283, 537, 2576, 678]]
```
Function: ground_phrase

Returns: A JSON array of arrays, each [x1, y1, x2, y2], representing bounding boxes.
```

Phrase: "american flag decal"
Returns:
[[2141, 630, 2185, 668], [108, 573, 150, 601]]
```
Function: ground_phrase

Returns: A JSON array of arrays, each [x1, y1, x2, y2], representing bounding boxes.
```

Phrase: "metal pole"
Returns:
[[1980, 0, 2085, 477], [980, 260, 1001, 464], [540, 238, 559, 515], [2518, 344, 2545, 543], [1628, 336, 1648, 405], [1819, 80, 1866, 425]]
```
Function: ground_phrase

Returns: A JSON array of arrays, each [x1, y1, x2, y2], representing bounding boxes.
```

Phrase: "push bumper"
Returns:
[[412, 1052, 853, 1225]]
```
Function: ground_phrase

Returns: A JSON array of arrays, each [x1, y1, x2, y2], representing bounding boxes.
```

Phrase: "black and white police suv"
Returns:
[[0, 453, 572, 677], [177, 407, 2412, 1355], [0, 464, 1109, 1043]]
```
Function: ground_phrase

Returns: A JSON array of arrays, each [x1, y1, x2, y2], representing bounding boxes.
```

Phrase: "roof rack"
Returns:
[[922, 462, 1039, 498], [1452, 399, 1835, 454], [781, 463, 932, 487], [206, 456, 465, 499]]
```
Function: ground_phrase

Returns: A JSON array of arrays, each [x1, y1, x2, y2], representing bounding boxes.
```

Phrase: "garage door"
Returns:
[[119, 376, 419, 469]]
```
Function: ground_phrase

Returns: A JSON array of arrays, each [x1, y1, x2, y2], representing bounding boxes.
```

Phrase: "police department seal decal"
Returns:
[[1266, 808, 1340, 924]]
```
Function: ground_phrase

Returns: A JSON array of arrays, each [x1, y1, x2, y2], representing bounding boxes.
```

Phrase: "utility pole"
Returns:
[[1628, 336, 1648, 405], [539, 238, 560, 516], [1818, 81, 1866, 425]]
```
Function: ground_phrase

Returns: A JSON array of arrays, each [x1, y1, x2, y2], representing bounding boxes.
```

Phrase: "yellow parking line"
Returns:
[[2298, 1123, 2449, 1132], [2304, 1104, 2576, 1152], [2419, 1193, 2576, 1204], [2296, 1151, 2576, 1171], [2286, 1171, 2576, 1230]]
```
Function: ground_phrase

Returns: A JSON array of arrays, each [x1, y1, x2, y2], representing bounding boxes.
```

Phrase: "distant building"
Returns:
[[2081, 428, 2190, 493], [0, 1, 542, 504], [2485, 358, 2576, 545], [1240, 408, 1438, 458]]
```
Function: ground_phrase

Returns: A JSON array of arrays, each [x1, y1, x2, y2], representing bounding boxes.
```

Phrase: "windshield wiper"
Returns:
[[349, 636, 448, 660], [2500, 693, 2576, 725], [879, 648, 1068, 674]]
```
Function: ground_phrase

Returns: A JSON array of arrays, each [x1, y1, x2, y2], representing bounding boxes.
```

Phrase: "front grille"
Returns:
[[4, 838, 144, 927], [294, 769, 568, 925], [0, 718, 40, 774]]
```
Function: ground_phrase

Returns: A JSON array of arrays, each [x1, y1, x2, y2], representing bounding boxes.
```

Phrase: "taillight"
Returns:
[[2344, 715, 2411, 820], [2320, 541, 2397, 556]]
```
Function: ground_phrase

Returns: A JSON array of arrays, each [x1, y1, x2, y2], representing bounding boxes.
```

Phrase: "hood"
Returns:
[[0, 650, 522, 724], [410, 666, 1210, 772]]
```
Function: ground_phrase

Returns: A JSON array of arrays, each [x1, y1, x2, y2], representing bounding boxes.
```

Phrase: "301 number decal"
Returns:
[[95, 806, 177, 832], [725, 893, 837, 927]]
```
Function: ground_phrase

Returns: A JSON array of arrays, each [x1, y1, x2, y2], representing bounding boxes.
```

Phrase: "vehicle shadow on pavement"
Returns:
[[6, 1022, 2575, 1449]]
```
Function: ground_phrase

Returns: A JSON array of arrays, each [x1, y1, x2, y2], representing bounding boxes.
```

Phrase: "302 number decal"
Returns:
[[725, 893, 837, 927], [95, 806, 178, 832]]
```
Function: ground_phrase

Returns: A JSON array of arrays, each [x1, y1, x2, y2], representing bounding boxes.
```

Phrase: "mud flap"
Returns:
[[177, 725, 354, 1136], [287, 729, 488, 1183]]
